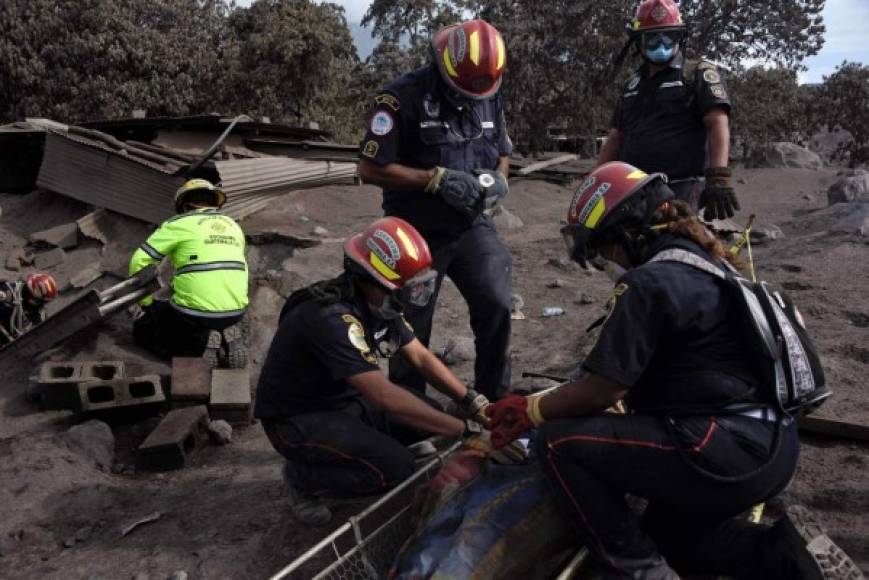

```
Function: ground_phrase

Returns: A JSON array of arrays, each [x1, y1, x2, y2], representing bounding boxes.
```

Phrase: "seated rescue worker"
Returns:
[[485, 162, 861, 579], [129, 179, 248, 366], [0, 273, 57, 345], [255, 217, 515, 526]]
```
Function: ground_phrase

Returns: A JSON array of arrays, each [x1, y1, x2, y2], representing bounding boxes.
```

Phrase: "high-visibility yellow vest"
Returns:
[[129, 208, 248, 317]]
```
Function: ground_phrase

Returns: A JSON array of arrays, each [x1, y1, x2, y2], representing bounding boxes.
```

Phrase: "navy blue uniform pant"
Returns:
[[535, 413, 799, 579], [262, 398, 430, 496], [389, 219, 512, 400], [133, 300, 242, 359]]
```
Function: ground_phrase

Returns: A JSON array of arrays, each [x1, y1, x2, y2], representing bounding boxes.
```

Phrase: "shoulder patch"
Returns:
[[370, 110, 394, 136], [403, 317, 414, 333], [342, 314, 377, 364], [375, 93, 400, 112], [362, 140, 379, 159], [697, 60, 716, 70], [703, 69, 721, 84], [710, 84, 728, 99]]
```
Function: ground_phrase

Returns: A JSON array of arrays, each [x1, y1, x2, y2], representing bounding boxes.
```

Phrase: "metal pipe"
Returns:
[[98, 287, 152, 317], [185, 115, 245, 177]]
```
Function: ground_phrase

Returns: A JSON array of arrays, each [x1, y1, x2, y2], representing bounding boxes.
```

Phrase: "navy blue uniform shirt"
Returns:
[[359, 65, 512, 237], [254, 296, 415, 420], [612, 54, 731, 180], [582, 235, 763, 414]]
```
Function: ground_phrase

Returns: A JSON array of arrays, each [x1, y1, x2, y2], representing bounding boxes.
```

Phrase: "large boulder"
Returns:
[[827, 170, 869, 205], [753, 142, 823, 170]]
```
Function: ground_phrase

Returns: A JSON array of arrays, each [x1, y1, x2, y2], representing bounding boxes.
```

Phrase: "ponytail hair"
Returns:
[[652, 200, 741, 268]]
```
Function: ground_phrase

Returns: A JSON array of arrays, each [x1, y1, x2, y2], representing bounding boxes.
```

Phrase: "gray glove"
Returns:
[[474, 170, 509, 212], [426, 167, 484, 216]]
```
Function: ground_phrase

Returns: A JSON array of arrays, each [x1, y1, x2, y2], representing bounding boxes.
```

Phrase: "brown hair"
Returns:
[[652, 200, 741, 267]]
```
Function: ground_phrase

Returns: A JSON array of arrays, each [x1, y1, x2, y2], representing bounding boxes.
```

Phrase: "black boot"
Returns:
[[282, 462, 332, 527]]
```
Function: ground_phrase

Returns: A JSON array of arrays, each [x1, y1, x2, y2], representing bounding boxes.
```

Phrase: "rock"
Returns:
[[65, 420, 114, 470], [510, 293, 525, 312], [827, 170, 869, 205], [28, 223, 79, 250], [64, 525, 94, 548], [439, 337, 475, 365], [312, 226, 329, 237], [750, 225, 785, 245], [4, 247, 24, 271], [207, 420, 233, 445], [546, 257, 576, 271], [737, 178, 747, 185], [168, 572, 188, 580], [831, 203, 869, 236], [34, 247, 66, 269], [574, 292, 595, 305], [753, 142, 823, 170], [491, 206, 524, 229], [546, 278, 565, 289], [803, 194, 814, 201]]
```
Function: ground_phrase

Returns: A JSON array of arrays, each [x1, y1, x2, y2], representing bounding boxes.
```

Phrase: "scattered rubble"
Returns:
[[34, 247, 65, 269], [210, 369, 252, 425], [64, 420, 115, 470], [491, 206, 524, 229], [137, 406, 210, 471], [28, 222, 78, 250], [439, 336, 475, 365], [542, 307, 565, 317], [4, 247, 24, 271], [120, 512, 162, 537], [208, 420, 233, 445], [831, 204, 869, 236], [546, 278, 566, 289], [574, 292, 595, 305], [828, 170, 869, 204], [750, 224, 785, 245], [312, 225, 330, 237], [170, 357, 212, 405]]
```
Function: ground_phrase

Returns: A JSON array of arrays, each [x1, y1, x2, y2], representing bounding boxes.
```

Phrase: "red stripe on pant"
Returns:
[[543, 418, 718, 567], [283, 442, 389, 495]]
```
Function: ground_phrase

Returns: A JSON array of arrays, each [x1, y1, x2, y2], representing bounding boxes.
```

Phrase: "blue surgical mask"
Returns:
[[645, 44, 675, 64]]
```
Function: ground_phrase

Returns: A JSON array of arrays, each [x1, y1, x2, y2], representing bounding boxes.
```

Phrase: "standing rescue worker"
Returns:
[[0, 273, 57, 345], [129, 179, 248, 365], [255, 217, 521, 526], [357, 19, 513, 401], [484, 162, 862, 579], [598, 0, 739, 221]]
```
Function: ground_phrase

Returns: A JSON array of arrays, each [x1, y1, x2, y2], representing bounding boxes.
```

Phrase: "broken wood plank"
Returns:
[[516, 154, 579, 176], [798, 415, 869, 442]]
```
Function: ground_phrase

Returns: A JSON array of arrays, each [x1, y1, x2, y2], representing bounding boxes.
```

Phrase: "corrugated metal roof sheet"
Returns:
[[37, 132, 184, 224]]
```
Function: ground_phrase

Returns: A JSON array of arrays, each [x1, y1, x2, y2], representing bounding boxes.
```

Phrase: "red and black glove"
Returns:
[[484, 393, 546, 449]]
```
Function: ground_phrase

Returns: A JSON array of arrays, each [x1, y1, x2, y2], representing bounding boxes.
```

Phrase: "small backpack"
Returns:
[[649, 248, 831, 416]]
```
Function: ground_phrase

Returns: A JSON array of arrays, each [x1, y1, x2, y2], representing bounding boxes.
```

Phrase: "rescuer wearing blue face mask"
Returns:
[[598, 0, 739, 223]]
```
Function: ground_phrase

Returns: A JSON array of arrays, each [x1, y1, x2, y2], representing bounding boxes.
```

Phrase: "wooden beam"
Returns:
[[516, 154, 579, 176], [798, 415, 869, 442]]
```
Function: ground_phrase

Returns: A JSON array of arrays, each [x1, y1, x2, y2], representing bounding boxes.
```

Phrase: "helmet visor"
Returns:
[[560, 222, 597, 269], [397, 269, 438, 308]]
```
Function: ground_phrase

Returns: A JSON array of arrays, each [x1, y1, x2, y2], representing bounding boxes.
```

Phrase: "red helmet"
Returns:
[[631, 0, 685, 33], [562, 162, 673, 267], [431, 19, 507, 101], [26, 273, 58, 301], [344, 217, 437, 309]]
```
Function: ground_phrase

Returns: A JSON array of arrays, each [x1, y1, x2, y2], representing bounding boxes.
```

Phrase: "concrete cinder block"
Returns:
[[136, 405, 209, 471], [77, 375, 166, 419], [170, 358, 211, 404], [210, 369, 251, 425], [34, 361, 126, 410]]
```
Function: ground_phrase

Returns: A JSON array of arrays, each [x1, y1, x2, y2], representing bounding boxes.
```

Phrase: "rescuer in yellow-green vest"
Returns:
[[129, 178, 249, 366]]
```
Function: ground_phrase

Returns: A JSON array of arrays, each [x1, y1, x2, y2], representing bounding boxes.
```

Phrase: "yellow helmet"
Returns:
[[174, 178, 226, 213]]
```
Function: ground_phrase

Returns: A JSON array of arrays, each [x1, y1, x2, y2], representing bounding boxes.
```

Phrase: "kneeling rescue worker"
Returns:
[[0, 273, 57, 345], [485, 162, 862, 579], [129, 179, 249, 365], [255, 217, 522, 526]]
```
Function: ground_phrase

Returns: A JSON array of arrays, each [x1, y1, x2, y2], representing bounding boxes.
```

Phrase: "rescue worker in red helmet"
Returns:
[[0, 273, 58, 345], [483, 162, 861, 579], [599, 0, 739, 222], [357, 19, 514, 404], [255, 217, 523, 527]]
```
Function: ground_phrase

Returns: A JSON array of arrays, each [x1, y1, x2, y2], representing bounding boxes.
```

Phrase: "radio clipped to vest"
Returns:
[[649, 249, 830, 416]]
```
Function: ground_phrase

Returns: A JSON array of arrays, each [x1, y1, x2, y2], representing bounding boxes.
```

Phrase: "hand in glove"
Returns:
[[473, 170, 509, 212], [462, 420, 528, 464], [700, 167, 740, 221], [426, 167, 484, 217], [485, 393, 546, 449], [459, 387, 491, 425]]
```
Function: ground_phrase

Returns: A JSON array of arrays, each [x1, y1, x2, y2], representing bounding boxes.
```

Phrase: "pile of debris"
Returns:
[[28, 356, 249, 472]]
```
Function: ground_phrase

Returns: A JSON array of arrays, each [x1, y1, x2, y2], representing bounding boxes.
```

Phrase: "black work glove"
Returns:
[[426, 167, 484, 217], [474, 170, 509, 212], [700, 167, 740, 221], [459, 387, 491, 424]]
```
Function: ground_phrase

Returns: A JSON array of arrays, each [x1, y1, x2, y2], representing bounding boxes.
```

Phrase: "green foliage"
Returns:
[[821, 61, 869, 166], [0, 0, 231, 122]]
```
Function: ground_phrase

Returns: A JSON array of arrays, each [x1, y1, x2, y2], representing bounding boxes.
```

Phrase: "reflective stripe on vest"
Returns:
[[170, 299, 247, 319], [139, 242, 164, 260], [175, 261, 247, 276]]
